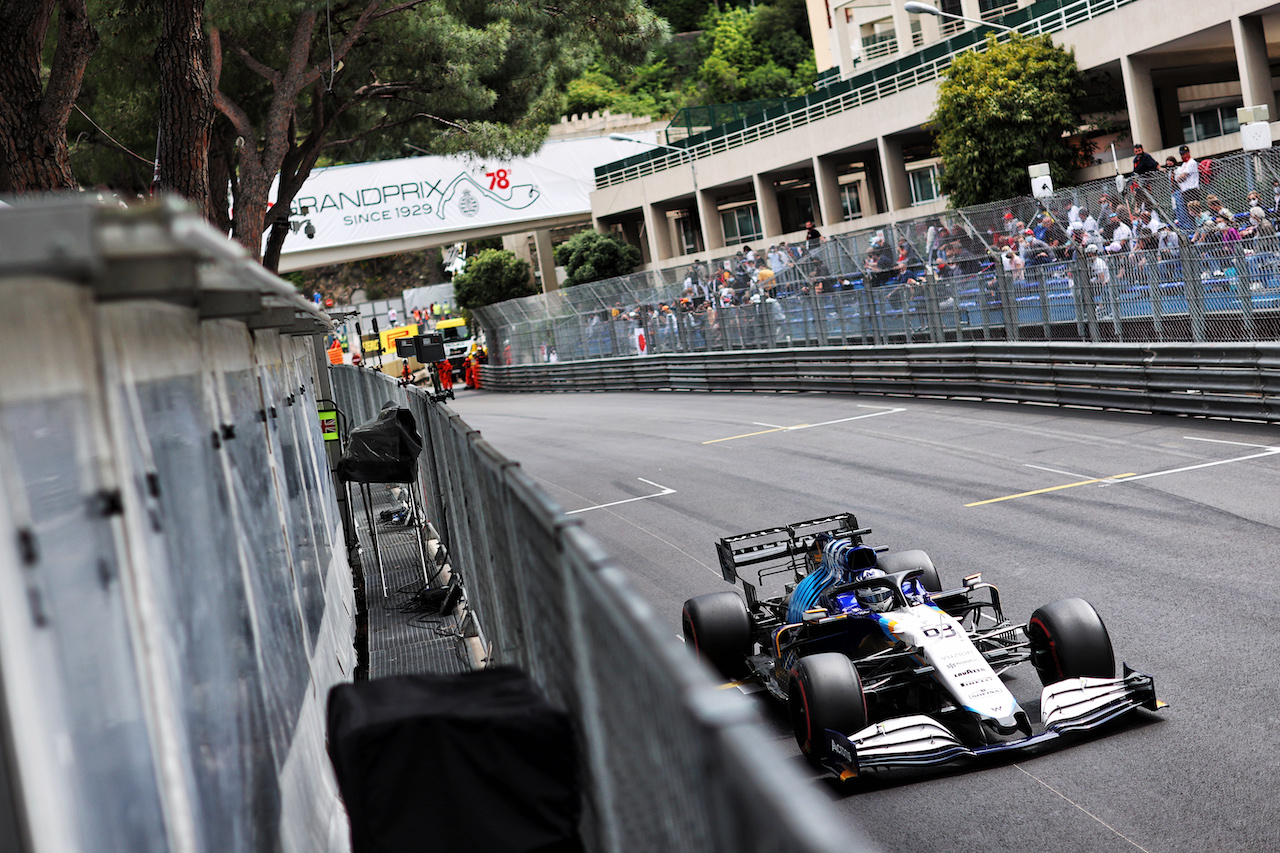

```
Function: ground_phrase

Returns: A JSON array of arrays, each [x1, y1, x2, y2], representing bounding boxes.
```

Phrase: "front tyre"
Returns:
[[1027, 598, 1115, 686], [788, 653, 868, 763], [681, 592, 750, 680]]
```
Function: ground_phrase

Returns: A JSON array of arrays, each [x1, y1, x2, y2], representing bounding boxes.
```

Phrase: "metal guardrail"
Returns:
[[330, 365, 862, 853], [478, 342, 1280, 423]]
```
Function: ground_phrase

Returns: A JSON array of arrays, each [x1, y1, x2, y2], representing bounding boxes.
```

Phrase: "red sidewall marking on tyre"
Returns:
[[1029, 617, 1063, 679]]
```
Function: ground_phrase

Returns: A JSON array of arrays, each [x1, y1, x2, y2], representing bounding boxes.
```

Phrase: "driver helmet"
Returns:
[[854, 568, 893, 612]]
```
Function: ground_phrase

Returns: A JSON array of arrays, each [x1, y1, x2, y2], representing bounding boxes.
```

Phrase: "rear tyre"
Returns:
[[788, 653, 868, 763], [876, 549, 942, 593], [681, 592, 750, 680], [1027, 598, 1115, 686]]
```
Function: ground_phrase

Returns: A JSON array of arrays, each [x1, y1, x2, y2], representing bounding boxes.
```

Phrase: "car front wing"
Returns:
[[820, 664, 1164, 780]]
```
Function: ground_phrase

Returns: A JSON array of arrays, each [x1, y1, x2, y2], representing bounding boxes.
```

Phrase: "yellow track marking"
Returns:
[[703, 426, 795, 444], [965, 474, 1137, 507]]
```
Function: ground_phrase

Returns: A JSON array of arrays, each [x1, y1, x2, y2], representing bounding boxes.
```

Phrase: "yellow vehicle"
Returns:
[[435, 317, 473, 377]]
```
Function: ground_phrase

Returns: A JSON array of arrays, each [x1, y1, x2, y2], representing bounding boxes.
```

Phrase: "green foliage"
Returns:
[[559, 0, 814, 121], [694, 0, 814, 104], [554, 229, 641, 286], [452, 248, 537, 310], [650, 0, 715, 34], [929, 34, 1094, 207], [69, 1, 162, 195]]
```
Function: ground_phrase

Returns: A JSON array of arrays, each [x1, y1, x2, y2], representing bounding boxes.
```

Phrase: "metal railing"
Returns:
[[478, 342, 1280, 423], [594, 0, 1142, 189], [862, 30, 899, 62], [330, 365, 863, 853], [482, 149, 1280, 366]]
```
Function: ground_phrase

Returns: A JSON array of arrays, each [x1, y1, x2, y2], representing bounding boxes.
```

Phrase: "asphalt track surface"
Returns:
[[451, 388, 1280, 853]]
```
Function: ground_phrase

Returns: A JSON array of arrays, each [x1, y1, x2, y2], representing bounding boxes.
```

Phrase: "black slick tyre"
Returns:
[[1027, 597, 1115, 686], [681, 592, 750, 680], [876, 549, 942, 592], [787, 653, 868, 763]]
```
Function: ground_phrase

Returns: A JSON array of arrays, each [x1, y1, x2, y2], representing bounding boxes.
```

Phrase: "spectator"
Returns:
[[1246, 206, 1278, 252], [1109, 214, 1133, 252], [804, 220, 822, 248], [1187, 200, 1209, 229], [865, 231, 893, 286], [1085, 243, 1110, 313], [1157, 224, 1180, 259], [1020, 229, 1052, 266], [1003, 245, 1025, 282], [1216, 215, 1242, 255], [755, 259, 776, 294], [1205, 194, 1233, 220], [1173, 145, 1201, 226], [768, 245, 783, 270], [1080, 206, 1099, 235], [1098, 193, 1114, 222], [1131, 143, 1159, 174]]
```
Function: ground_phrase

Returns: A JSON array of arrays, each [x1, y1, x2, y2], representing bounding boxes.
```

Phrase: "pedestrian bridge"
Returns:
[[274, 135, 653, 272]]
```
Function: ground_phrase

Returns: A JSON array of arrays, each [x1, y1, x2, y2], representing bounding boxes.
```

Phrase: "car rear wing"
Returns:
[[715, 513, 868, 598]]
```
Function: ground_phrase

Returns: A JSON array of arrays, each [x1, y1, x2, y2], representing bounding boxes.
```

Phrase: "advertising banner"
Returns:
[[273, 134, 655, 259]]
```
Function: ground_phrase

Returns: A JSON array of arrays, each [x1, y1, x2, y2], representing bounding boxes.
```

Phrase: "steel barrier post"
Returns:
[[1232, 242, 1256, 340], [1072, 252, 1101, 342], [1182, 241, 1207, 343], [994, 265, 1019, 341]]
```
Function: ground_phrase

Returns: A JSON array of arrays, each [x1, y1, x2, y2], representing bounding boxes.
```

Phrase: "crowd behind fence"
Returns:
[[477, 148, 1280, 364], [330, 365, 860, 853]]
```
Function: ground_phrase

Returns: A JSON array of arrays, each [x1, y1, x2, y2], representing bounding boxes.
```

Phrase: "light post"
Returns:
[[610, 133, 702, 255], [903, 1, 1017, 34]]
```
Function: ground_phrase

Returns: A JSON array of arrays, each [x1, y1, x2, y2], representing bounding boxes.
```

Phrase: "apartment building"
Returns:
[[590, 0, 1280, 269]]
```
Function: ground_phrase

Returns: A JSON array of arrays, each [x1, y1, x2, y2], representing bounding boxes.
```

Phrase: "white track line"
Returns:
[[1102, 447, 1280, 484], [1023, 464, 1089, 478], [1013, 765, 1156, 852], [565, 477, 676, 515], [1183, 436, 1278, 450]]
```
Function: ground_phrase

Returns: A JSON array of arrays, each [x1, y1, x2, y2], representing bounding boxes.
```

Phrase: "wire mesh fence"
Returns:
[[476, 148, 1280, 364], [330, 365, 859, 853]]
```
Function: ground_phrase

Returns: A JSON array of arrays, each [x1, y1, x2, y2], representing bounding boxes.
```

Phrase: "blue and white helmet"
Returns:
[[854, 568, 894, 612]]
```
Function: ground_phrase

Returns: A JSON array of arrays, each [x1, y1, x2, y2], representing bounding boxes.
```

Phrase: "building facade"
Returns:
[[590, 0, 1280, 269]]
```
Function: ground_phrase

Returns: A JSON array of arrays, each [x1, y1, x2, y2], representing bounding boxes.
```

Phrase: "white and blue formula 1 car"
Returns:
[[681, 513, 1165, 781]]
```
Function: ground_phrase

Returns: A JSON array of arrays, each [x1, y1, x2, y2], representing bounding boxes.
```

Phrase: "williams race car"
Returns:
[[681, 513, 1165, 781]]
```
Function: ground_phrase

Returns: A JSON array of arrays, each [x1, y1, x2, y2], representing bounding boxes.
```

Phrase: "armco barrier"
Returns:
[[331, 365, 862, 853], [478, 342, 1280, 423], [0, 198, 352, 853]]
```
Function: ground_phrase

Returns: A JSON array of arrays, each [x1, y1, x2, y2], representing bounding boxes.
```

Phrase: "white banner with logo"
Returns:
[[272, 133, 655, 258]]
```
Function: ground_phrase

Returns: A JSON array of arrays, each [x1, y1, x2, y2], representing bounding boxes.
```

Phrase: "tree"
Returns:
[[929, 34, 1094, 207], [452, 248, 537, 310], [204, 1, 664, 270], [554, 229, 641, 286], [694, 2, 814, 104], [0, 0, 98, 191], [155, 0, 212, 209], [2, 0, 665, 272]]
